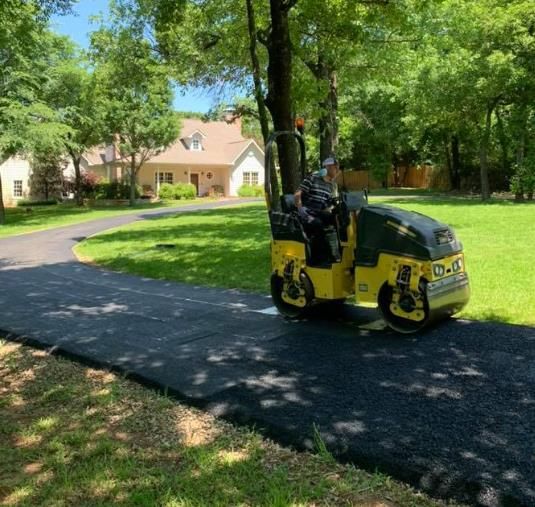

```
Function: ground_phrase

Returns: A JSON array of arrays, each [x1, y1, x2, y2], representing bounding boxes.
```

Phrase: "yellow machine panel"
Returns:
[[355, 252, 467, 305], [307, 264, 354, 300]]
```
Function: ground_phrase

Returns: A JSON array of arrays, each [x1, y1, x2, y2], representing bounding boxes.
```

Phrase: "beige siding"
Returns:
[[138, 163, 230, 196], [138, 165, 189, 191], [0, 157, 31, 206]]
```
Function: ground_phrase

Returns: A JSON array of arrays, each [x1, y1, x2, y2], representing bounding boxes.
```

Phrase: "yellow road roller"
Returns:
[[265, 130, 470, 333]]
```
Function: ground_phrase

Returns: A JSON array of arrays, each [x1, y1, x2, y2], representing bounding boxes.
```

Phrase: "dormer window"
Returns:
[[183, 129, 206, 151]]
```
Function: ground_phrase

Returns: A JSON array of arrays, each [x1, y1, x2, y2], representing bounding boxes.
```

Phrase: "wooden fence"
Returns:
[[336, 165, 450, 191]]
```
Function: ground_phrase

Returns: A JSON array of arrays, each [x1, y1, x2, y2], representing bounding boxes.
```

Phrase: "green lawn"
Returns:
[[0, 199, 209, 239], [75, 198, 535, 327]]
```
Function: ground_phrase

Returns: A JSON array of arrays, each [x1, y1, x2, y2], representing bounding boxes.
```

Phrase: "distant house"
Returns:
[[1, 156, 81, 205], [84, 118, 265, 197], [0, 157, 31, 206]]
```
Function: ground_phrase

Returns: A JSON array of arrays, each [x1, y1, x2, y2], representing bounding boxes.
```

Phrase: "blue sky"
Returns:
[[51, 0, 221, 113]]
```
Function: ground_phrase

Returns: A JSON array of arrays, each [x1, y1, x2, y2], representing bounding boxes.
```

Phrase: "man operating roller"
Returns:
[[294, 156, 341, 264]]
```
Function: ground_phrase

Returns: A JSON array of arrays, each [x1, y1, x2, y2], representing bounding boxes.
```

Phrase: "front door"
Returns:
[[190, 173, 199, 196]]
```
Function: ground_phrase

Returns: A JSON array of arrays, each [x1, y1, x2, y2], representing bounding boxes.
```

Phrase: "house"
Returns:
[[84, 118, 265, 197], [0, 157, 31, 206], [1, 156, 83, 205]]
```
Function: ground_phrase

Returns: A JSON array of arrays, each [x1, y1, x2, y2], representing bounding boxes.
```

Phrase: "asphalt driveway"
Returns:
[[1, 200, 534, 507]]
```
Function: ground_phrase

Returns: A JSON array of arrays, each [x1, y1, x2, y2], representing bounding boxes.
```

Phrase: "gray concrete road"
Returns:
[[1, 200, 534, 507]]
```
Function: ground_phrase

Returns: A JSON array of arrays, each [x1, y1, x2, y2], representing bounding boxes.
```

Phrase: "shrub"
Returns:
[[17, 199, 58, 207], [29, 153, 65, 201], [237, 184, 264, 197], [95, 181, 141, 200], [173, 182, 196, 200], [510, 162, 535, 200], [510, 173, 524, 199], [81, 171, 102, 197], [158, 183, 176, 200]]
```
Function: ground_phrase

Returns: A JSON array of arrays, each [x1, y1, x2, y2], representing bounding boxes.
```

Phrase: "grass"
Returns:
[[381, 197, 535, 325], [0, 340, 454, 507], [76, 202, 271, 292], [364, 188, 443, 197], [76, 197, 535, 327], [0, 199, 211, 239]]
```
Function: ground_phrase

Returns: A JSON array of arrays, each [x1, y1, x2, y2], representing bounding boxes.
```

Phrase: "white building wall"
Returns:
[[229, 143, 265, 197], [0, 157, 31, 206]]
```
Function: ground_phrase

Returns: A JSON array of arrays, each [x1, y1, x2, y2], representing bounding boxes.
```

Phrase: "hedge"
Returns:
[[158, 182, 197, 200], [16, 199, 58, 207], [94, 181, 141, 200], [237, 184, 264, 197]]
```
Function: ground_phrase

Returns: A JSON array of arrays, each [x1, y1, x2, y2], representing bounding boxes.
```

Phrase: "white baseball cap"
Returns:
[[322, 156, 338, 166]]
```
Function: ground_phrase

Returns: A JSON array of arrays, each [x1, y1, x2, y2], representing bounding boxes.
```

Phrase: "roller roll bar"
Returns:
[[264, 131, 307, 211]]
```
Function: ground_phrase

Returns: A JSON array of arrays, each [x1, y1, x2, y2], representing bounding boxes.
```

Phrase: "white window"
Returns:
[[192, 139, 200, 151], [243, 172, 259, 186], [155, 172, 173, 184], [13, 180, 23, 197]]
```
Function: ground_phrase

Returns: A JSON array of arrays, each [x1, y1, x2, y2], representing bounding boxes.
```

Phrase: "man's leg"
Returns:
[[317, 213, 341, 263]]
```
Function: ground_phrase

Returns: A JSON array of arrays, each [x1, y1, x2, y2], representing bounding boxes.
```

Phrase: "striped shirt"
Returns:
[[299, 174, 338, 211]]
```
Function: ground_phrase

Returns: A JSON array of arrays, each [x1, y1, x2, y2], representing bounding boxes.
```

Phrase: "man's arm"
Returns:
[[295, 176, 311, 209], [294, 189, 304, 209]]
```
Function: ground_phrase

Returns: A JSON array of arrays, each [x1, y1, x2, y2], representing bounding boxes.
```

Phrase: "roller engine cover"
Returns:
[[356, 205, 463, 266]]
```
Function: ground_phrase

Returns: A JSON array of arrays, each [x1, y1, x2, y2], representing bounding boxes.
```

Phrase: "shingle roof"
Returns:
[[86, 119, 261, 167], [149, 119, 256, 166], [83, 146, 107, 165]]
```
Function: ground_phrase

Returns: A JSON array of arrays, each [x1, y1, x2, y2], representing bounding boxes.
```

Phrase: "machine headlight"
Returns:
[[433, 264, 445, 277], [452, 258, 462, 272]]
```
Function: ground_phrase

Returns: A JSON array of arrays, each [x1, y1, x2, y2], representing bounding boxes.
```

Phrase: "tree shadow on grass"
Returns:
[[372, 197, 535, 208], [79, 206, 272, 292], [0, 342, 397, 507], [0, 201, 190, 236]]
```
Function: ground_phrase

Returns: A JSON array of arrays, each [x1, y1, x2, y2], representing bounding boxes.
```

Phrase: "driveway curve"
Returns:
[[1, 200, 534, 507]]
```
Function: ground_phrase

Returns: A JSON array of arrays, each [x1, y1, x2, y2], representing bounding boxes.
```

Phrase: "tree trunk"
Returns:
[[130, 154, 137, 207], [245, 0, 279, 210], [443, 136, 453, 190], [304, 52, 338, 165], [495, 107, 509, 176], [0, 171, 5, 225], [479, 103, 495, 201], [265, 0, 299, 195], [451, 135, 461, 190], [73, 155, 83, 205], [515, 112, 527, 201], [515, 108, 527, 167], [318, 66, 338, 163]]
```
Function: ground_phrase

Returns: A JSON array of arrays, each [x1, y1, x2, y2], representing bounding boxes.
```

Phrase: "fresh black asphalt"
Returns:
[[1, 200, 534, 507]]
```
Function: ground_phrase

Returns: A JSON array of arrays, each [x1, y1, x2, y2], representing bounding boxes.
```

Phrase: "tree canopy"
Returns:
[[0, 1, 74, 222], [2, 0, 534, 218], [90, 2, 180, 205]]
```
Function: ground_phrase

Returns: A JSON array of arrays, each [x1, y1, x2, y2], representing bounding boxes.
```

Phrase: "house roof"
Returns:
[[149, 119, 259, 166], [85, 119, 263, 168], [182, 128, 207, 138], [83, 146, 107, 165]]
